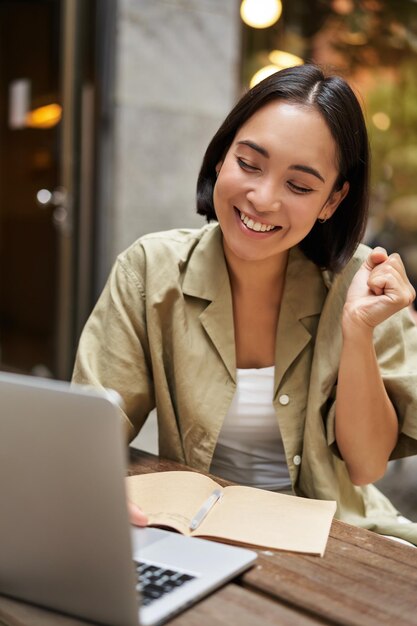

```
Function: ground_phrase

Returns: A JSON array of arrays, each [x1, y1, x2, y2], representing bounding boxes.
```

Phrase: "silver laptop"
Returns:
[[0, 372, 257, 626]]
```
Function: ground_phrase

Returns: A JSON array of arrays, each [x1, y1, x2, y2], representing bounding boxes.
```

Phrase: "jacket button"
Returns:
[[293, 454, 301, 466], [279, 394, 290, 406]]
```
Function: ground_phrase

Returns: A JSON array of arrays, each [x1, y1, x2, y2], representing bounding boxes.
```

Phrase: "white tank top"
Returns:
[[210, 366, 292, 492]]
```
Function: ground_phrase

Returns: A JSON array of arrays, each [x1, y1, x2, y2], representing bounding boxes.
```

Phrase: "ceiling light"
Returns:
[[240, 0, 282, 29], [250, 65, 280, 88], [268, 50, 304, 68]]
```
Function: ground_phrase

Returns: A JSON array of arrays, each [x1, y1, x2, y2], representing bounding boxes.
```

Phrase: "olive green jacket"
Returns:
[[73, 224, 417, 544]]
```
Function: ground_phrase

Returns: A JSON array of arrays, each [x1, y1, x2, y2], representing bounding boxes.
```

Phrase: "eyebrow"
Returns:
[[237, 140, 269, 158], [289, 164, 325, 183], [236, 139, 326, 183]]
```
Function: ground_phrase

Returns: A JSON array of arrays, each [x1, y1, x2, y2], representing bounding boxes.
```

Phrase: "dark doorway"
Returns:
[[0, 0, 114, 379], [0, 0, 61, 376]]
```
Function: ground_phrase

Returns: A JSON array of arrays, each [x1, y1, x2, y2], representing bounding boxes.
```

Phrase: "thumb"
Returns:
[[364, 246, 389, 271], [363, 247, 389, 297]]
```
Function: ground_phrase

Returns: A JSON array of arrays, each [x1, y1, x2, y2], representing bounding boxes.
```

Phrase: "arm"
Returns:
[[335, 248, 416, 485], [73, 253, 154, 527], [73, 252, 155, 442]]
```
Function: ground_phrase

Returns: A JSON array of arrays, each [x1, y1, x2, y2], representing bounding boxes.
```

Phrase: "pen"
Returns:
[[189, 489, 223, 530]]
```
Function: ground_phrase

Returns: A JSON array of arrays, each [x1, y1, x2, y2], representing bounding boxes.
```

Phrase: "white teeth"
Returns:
[[239, 211, 276, 232]]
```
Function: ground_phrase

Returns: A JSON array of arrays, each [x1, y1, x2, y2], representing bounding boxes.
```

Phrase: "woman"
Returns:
[[73, 65, 417, 544]]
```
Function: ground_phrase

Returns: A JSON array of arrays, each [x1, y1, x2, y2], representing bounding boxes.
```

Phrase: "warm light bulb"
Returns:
[[372, 112, 391, 131], [331, 0, 354, 15], [250, 65, 279, 88], [26, 103, 62, 129], [268, 50, 304, 69], [250, 52, 304, 88], [240, 0, 282, 29]]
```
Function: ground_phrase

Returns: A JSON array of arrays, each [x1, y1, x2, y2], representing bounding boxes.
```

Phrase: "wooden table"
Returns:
[[1, 448, 417, 626]]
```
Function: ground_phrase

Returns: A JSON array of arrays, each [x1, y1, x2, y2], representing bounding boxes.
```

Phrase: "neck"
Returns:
[[223, 244, 289, 294]]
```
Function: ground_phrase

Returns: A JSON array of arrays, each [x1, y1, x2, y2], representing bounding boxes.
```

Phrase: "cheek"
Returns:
[[213, 173, 234, 209], [212, 182, 221, 209], [216, 161, 245, 194], [212, 182, 226, 221], [288, 196, 325, 221]]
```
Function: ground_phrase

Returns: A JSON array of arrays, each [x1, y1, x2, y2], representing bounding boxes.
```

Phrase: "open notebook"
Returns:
[[0, 372, 256, 626]]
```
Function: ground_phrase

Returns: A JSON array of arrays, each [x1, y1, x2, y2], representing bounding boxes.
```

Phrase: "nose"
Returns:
[[246, 181, 281, 214]]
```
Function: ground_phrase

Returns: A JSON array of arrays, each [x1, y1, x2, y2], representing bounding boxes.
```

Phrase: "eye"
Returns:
[[288, 181, 313, 194], [236, 157, 259, 172]]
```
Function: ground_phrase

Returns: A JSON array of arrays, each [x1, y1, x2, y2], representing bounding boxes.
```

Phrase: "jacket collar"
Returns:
[[182, 225, 236, 380], [274, 246, 327, 393], [182, 224, 226, 300], [182, 224, 327, 387]]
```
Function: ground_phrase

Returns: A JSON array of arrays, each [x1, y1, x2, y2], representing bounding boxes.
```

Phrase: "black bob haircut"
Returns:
[[196, 64, 370, 272]]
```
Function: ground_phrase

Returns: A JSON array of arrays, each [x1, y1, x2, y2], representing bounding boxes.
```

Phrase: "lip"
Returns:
[[234, 207, 282, 238]]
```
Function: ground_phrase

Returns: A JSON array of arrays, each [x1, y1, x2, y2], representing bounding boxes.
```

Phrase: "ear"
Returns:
[[319, 181, 350, 221], [215, 160, 223, 177]]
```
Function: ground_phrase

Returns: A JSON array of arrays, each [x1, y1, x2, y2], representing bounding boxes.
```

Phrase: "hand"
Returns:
[[128, 500, 148, 526], [344, 247, 416, 331]]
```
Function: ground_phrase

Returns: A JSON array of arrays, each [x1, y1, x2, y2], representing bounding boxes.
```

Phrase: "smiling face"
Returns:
[[213, 100, 349, 270]]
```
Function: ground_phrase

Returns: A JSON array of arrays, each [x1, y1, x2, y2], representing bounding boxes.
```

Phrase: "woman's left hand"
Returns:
[[344, 247, 416, 330]]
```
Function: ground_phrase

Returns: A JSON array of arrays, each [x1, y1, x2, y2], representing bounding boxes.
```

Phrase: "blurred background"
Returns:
[[0, 0, 416, 518]]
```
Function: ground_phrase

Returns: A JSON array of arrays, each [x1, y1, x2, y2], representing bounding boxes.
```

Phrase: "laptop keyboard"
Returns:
[[134, 560, 196, 606]]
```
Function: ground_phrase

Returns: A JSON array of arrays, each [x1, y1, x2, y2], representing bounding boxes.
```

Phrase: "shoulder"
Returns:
[[121, 224, 217, 263], [113, 223, 220, 286], [314, 244, 370, 326], [321, 243, 370, 293], [348, 242, 371, 269]]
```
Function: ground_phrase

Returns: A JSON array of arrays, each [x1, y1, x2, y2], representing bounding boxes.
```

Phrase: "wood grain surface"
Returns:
[[1, 448, 416, 626]]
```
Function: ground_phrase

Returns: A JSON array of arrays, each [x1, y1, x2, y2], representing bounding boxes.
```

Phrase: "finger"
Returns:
[[384, 252, 405, 272], [369, 267, 416, 306], [364, 247, 389, 271], [367, 252, 407, 296], [376, 252, 410, 283], [127, 500, 148, 527], [385, 255, 416, 303], [370, 253, 414, 289]]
